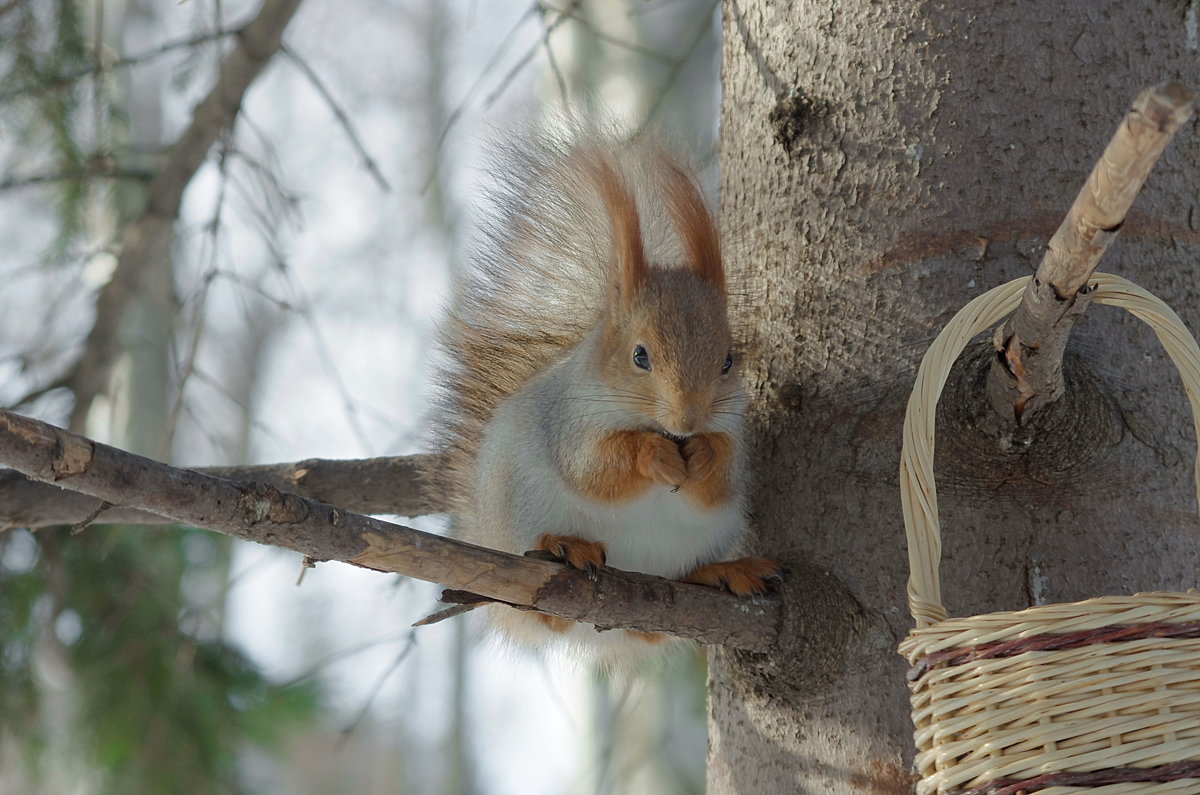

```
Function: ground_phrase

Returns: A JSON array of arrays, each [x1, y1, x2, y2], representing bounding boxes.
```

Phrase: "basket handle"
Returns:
[[902, 272, 1200, 628]]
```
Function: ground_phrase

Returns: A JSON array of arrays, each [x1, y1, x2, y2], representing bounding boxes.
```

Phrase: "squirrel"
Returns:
[[434, 133, 778, 668]]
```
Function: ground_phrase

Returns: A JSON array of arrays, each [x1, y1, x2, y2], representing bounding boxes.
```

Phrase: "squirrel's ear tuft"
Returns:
[[659, 153, 724, 297], [580, 149, 647, 308]]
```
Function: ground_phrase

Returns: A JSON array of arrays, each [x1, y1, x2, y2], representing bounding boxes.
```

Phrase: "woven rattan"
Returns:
[[899, 273, 1200, 794]]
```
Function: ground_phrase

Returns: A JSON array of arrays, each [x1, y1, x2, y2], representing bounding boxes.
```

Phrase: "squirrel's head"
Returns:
[[587, 150, 742, 438]]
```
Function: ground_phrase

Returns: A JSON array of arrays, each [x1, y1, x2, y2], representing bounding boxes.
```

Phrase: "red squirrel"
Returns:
[[435, 135, 777, 667]]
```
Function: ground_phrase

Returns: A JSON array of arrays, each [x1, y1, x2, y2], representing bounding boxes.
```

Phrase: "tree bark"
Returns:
[[711, 0, 1200, 791]]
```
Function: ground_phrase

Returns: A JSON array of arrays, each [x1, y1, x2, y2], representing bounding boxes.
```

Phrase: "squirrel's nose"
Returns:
[[667, 406, 708, 436]]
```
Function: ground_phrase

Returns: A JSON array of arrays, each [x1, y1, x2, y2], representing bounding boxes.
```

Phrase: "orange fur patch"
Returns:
[[683, 556, 779, 597], [535, 533, 607, 570], [625, 629, 668, 644], [678, 432, 735, 508], [579, 150, 647, 307], [534, 613, 573, 633], [573, 430, 685, 503], [660, 153, 724, 296]]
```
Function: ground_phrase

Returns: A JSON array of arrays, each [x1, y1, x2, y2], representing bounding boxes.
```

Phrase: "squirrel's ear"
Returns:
[[660, 153, 724, 297], [582, 150, 647, 308]]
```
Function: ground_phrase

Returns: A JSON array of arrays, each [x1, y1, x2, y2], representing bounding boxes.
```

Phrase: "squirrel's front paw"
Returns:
[[680, 433, 718, 483], [534, 533, 607, 577], [682, 557, 780, 597], [636, 433, 687, 489], [678, 433, 733, 506]]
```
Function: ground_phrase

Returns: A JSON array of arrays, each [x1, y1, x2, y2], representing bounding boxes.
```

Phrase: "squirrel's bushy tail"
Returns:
[[431, 130, 697, 523]]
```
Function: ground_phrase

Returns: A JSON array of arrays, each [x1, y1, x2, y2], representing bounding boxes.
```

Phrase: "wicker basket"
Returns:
[[899, 272, 1200, 795]]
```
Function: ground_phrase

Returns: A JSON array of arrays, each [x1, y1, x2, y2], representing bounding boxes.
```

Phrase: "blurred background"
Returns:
[[0, 1, 721, 793]]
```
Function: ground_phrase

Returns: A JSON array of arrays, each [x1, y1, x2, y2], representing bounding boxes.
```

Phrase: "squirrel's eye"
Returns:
[[633, 345, 651, 371], [722, 352, 733, 374]]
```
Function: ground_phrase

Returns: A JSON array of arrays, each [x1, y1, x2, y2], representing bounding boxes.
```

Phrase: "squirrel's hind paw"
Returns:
[[534, 533, 607, 577], [683, 557, 780, 597]]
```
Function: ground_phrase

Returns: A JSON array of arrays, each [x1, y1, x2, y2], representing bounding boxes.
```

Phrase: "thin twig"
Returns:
[[91, 0, 105, 154], [279, 631, 419, 688], [159, 137, 231, 461], [482, 2, 579, 109], [0, 165, 153, 193], [421, 1, 576, 195], [280, 44, 391, 193], [70, 500, 111, 534], [338, 632, 417, 745], [539, 4, 573, 118], [289, 298, 378, 455], [987, 81, 1196, 424], [421, 3, 539, 192], [295, 555, 316, 586], [412, 600, 489, 627], [637, 0, 719, 135], [542, 1, 674, 64], [0, 29, 238, 103], [6, 375, 70, 414]]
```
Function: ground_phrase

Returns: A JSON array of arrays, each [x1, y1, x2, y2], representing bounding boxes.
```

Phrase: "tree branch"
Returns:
[[0, 453, 441, 529], [279, 44, 391, 193], [987, 81, 1195, 425], [63, 0, 305, 430], [0, 29, 239, 103], [0, 409, 781, 652], [0, 162, 153, 193]]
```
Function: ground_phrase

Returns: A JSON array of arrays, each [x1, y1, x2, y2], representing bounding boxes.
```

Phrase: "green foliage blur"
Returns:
[[1, 523, 319, 793]]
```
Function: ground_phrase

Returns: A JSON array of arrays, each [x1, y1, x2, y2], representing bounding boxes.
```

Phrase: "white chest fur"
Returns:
[[554, 483, 743, 579]]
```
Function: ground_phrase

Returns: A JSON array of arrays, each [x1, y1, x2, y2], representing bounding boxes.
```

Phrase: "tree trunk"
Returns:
[[711, 1, 1200, 790]]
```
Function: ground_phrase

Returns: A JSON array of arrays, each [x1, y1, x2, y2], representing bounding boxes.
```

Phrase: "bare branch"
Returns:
[[481, 2, 579, 108], [412, 598, 488, 627], [637, 0, 719, 136], [0, 409, 781, 651], [280, 44, 391, 193], [0, 163, 153, 193], [0, 453, 441, 529], [539, 5, 573, 116], [542, 2, 675, 65], [0, 29, 239, 103], [339, 633, 418, 743], [421, 1, 573, 194], [987, 81, 1196, 424], [62, 0, 305, 430], [69, 500, 111, 534]]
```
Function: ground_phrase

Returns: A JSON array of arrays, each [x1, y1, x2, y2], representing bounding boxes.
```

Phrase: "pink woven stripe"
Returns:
[[952, 761, 1200, 794], [907, 619, 1200, 682]]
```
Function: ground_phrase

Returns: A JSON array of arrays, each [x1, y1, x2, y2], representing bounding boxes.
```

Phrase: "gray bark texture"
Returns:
[[711, 1, 1200, 791]]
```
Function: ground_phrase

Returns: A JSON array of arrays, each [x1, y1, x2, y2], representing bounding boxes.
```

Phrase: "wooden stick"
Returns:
[[0, 409, 780, 652], [0, 454, 441, 529], [987, 81, 1195, 424]]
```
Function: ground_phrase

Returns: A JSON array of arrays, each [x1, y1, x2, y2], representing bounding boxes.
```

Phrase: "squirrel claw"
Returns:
[[534, 533, 607, 573], [682, 556, 781, 597]]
